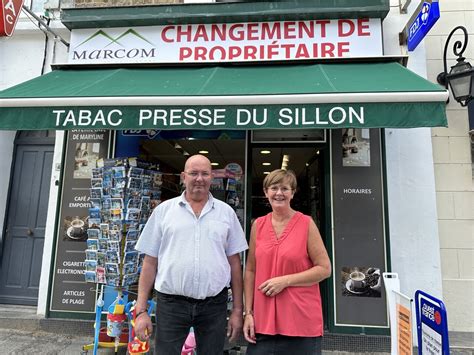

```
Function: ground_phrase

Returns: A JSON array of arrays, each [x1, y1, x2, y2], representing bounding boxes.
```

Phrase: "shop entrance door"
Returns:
[[0, 131, 55, 305], [250, 144, 329, 325]]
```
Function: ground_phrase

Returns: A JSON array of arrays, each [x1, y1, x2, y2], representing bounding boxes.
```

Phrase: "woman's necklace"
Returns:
[[272, 211, 295, 239]]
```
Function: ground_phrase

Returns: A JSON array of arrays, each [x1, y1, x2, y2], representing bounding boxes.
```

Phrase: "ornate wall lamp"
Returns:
[[437, 26, 473, 107]]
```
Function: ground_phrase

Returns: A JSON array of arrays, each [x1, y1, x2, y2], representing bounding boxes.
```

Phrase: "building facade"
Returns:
[[0, 0, 470, 348]]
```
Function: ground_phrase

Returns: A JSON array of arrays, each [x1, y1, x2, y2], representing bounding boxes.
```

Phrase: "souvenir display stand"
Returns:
[[82, 158, 162, 354]]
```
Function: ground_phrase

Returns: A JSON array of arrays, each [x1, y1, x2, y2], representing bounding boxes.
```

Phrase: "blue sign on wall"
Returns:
[[415, 290, 450, 355], [406, 0, 440, 51]]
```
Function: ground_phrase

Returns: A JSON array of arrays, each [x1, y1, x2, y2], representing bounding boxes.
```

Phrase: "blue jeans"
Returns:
[[246, 334, 322, 355], [154, 288, 228, 355]]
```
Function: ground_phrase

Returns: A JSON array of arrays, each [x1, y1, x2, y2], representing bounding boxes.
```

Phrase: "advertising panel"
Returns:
[[415, 290, 449, 355], [68, 18, 383, 64], [405, 0, 440, 52], [50, 130, 111, 313], [331, 129, 388, 327]]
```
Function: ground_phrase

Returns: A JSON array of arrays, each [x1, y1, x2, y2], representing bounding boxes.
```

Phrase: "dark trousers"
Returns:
[[246, 334, 322, 355], [154, 288, 228, 355]]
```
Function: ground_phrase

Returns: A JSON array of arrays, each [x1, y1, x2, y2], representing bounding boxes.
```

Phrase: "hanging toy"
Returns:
[[126, 300, 155, 354], [106, 296, 127, 338]]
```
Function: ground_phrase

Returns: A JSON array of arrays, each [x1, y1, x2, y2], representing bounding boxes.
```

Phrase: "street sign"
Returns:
[[1, 0, 24, 36], [415, 290, 450, 355], [404, 0, 440, 52]]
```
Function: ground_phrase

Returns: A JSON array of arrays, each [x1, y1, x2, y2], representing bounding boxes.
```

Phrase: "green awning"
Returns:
[[0, 61, 448, 130]]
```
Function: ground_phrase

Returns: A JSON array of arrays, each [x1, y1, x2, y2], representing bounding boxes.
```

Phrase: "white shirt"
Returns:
[[135, 192, 248, 299]]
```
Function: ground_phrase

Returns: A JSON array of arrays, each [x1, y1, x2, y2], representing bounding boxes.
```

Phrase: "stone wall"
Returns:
[[426, 0, 474, 333]]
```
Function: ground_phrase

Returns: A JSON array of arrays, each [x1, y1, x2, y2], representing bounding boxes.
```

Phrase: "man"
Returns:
[[134, 154, 248, 354]]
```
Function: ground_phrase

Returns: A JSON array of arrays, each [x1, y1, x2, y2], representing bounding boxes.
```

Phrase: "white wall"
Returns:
[[426, 0, 474, 332], [383, 1, 443, 299], [0, 15, 70, 315], [0, 132, 15, 242]]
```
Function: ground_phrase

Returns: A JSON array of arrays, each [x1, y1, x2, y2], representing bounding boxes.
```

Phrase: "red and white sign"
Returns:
[[1, 0, 24, 36], [69, 18, 382, 64]]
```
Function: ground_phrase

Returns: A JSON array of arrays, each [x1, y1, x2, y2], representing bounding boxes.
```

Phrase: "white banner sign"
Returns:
[[68, 19, 382, 64]]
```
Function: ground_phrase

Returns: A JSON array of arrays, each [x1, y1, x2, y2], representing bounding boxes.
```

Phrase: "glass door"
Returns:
[[249, 144, 330, 327]]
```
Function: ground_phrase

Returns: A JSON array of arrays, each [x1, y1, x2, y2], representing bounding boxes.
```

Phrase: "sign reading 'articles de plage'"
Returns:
[[69, 19, 382, 64]]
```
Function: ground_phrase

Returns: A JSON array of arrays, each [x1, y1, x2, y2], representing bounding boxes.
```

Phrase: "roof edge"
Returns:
[[61, 0, 390, 30]]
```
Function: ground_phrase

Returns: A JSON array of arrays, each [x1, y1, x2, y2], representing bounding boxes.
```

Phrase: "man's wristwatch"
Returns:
[[243, 310, 254, 317]]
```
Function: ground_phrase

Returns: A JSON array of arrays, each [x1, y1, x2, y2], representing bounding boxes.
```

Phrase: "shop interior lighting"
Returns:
[[199, 150, 209, 154], [211, 162, 219, 166], [281, 154, 290, 170], [262, 162, 271, 166], [437, 26, 474, 107], [316, 150, 320, 155], [260, 150, 271, 154], [263, 171, 270, 175]]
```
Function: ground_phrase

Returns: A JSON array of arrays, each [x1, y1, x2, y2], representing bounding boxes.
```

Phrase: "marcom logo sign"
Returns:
[[72, 29, 157, 61]]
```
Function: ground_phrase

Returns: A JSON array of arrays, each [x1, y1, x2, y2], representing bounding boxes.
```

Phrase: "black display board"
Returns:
[[331, 129, 388, 327], [50, 130, 111, 313]]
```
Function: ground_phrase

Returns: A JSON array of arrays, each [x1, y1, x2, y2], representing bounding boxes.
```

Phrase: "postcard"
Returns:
[[127, 198, 141, 210], [123, 262, 138, 275], [85, 271, 96, 283], [86, 239, 99, 250], [91, 168, 103, 179], [125, 208, 140, 221], [88, 218, 101, 229], [126, 229, 139, 241], [87, 228, 101, 239], [123, 251, 139, 264], [111, 198, 124, 209], [107, 240, 120, 252], [85, 259, 97, 272], [96, 267, 106, 284], [114, 177, 127, 189], [129, 167, 144, 179], [105, 263, 119, 275], [106, 250, 120, 263], [108, 229, 121, 242], [97, 252, 106, 267], [90, 198, 101, 209], [125, 240, 137, 252], [85, 249, 97, 260], [89, 207, 101, 219], [91, 178, 103, 188], [106, 274, 120, 287], [90, 187, 102, 199]]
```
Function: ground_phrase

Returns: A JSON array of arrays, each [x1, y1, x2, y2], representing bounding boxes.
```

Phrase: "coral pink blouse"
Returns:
[[253, 212, 323, 337]]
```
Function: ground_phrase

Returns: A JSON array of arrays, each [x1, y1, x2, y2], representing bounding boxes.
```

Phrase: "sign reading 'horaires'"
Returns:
[[68, 19, 382, 64]]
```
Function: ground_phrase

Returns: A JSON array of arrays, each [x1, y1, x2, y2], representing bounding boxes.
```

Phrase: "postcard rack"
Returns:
[[82, 157, 162, 354]]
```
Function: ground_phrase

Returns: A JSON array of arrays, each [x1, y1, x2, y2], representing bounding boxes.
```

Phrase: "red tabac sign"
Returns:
[[1, 0, 24, 36]]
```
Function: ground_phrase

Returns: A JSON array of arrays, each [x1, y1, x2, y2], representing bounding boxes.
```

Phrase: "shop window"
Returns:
[[115, 130, 246, 227]]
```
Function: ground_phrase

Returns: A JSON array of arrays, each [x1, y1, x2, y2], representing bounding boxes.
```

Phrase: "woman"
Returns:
[[243, 169, 331, 354]]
